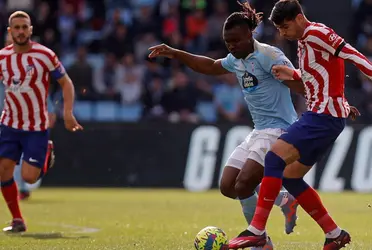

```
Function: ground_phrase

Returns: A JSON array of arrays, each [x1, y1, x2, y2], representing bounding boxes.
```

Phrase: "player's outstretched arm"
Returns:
[[337, 43, 372, 80], [148, 44, 229, 75], [305, 27, 372, 80]]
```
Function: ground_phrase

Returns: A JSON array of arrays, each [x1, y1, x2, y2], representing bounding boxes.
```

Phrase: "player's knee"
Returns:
[[270, 139, 300, 164], [234, 177, 258, 197], [219, 180, 236, 199], [22, 172, 38, 184]]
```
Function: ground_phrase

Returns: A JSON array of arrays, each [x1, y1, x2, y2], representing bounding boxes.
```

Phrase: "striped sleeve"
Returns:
[[338, 43, 372, 80], [305, 26, 345, 56]]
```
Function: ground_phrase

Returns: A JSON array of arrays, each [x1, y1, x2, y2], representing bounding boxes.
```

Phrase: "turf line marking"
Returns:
[[40, 222, 101, 234]]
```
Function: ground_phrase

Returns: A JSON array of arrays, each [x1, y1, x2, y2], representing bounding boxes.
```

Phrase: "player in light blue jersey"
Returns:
[[13, 96, 56, 200], [148, 6, 304, 249]]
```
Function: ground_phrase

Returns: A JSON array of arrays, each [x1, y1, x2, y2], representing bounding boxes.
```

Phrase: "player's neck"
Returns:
[[13, 42, 32, 53], [299, 19, 311, 38]]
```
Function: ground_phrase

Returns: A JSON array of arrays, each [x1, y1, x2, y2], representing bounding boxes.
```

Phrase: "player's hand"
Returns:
[[64, 112, 83, 132], [349, 105, 361, 121], [148, 44, 176, 59], [237, 0, 253, 11], [272, 65, 296, 81]]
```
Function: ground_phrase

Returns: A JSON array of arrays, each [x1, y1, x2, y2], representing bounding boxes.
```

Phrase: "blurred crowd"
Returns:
[[0, 0, 370, 124]]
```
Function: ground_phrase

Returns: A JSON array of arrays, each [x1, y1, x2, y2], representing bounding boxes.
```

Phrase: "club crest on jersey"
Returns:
[[12, 77, 20, 85], [242, 71, 258, 92], [26, 64, 35, 76]]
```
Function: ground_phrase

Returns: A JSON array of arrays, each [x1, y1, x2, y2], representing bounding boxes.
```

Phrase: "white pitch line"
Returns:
[[40, 222, 101, 234]]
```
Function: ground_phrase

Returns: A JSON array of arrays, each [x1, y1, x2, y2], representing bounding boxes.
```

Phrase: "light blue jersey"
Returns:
[[221, 40, 298, 130]]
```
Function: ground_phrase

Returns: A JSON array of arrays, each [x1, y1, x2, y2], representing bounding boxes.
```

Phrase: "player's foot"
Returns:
[[281, 195, 299, 234], [228, 229, 267, 249], [3, 218, 26, 233], [18, 191, 30, 201], [323, 230, 351, 250], [252, 236, 273, 250], [43, 140, 55, 174]]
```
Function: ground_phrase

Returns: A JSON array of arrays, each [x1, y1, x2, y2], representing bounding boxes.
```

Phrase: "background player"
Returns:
[[228, 1, 372, 249], [148, 6, 304, 249], [0, 11, 82, 233]]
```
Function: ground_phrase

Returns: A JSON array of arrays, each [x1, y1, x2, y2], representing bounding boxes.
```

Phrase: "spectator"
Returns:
[[93, 53, 121, 102], [162, 71, 198, 123], [116, 53, 143, 104], [67, 46, 95, 101]]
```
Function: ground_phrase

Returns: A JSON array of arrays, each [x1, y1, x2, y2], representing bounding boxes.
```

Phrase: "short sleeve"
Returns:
[[221, 53, 236, 73], [260, 46, 295, 77]]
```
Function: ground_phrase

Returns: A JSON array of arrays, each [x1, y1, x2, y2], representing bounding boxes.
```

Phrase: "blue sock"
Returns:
[[282, 178, 310, 198], [264, 151, 286, 178], [13, 164, 28, 192], [240, 193, 258, 225], [256, 184, 289, 207]]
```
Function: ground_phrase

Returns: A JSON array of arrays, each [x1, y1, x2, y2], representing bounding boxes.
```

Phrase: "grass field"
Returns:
[[0, 189, 371, 250]]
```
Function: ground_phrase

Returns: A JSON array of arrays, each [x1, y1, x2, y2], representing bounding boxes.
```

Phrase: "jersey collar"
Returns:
[[245, 39, 259, 60]]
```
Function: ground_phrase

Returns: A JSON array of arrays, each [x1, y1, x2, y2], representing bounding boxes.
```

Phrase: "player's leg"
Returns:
[[235, 129, 298, 233], [229, 139, 299, 248], [21, 130, 49, 185], [13, 155, 31, 200], [220, 141, 260, 225], [230, 113, 350, 249], [0, 126, 26, 232], [283, 163, 351, 249], [220, 141, 274, 250]]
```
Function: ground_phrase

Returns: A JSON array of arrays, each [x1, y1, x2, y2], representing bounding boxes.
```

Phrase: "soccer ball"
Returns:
[[194, 226, 229, 250]]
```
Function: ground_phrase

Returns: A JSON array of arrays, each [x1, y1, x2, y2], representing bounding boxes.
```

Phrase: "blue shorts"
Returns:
[[0, 125, 49, 168], [279, 112, 346, 166]]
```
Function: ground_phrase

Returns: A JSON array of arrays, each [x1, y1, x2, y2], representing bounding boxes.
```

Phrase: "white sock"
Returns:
[[247, 225, 265, 235], [326, 227, 341, 239]]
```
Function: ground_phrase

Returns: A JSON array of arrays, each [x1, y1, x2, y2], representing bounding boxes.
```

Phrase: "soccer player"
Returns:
[[228, 1, 371, 249], [0, 11, 82, 233], [3, 32, 56, 201], [149, 7, 303, 249]]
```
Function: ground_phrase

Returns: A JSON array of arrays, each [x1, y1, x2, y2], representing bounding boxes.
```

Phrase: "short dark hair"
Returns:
[[269, 0, 303, 25], [224, 9, 262, 32]]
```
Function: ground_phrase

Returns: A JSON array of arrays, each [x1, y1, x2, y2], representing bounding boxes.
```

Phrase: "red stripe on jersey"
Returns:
[[28, 57, 47, 131], [16, 54, 26, 129], [303, 45, 325, 111], [8, 92, 23, 129], [5, 55, 15, 128]]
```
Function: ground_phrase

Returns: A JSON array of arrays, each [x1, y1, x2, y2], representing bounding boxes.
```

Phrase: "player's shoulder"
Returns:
[[254, 40, 285, 62], [0, 44, 14, 56], [303, 22, 336, 39], [31, 42, 57, 57]]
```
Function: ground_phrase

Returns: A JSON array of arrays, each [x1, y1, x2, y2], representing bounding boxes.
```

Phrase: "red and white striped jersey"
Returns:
[[0, 42, 64, 131], [298, 22, 372, 118]]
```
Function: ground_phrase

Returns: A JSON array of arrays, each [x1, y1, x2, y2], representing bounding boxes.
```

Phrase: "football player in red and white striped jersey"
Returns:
[[228, 1, 368, 250], [0, 11, 82, 233]]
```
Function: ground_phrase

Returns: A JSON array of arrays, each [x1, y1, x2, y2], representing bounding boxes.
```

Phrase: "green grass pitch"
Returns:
[[0, 188, 371, 250]]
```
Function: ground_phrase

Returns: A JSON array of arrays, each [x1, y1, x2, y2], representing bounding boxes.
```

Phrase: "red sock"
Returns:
[[250, 177, 282, 231], [296, 187, 337, 233], [1, 180, 23, 220]]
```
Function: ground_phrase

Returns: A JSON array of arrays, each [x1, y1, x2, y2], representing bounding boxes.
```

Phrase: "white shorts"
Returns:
[[225, 128, 285, 170]]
